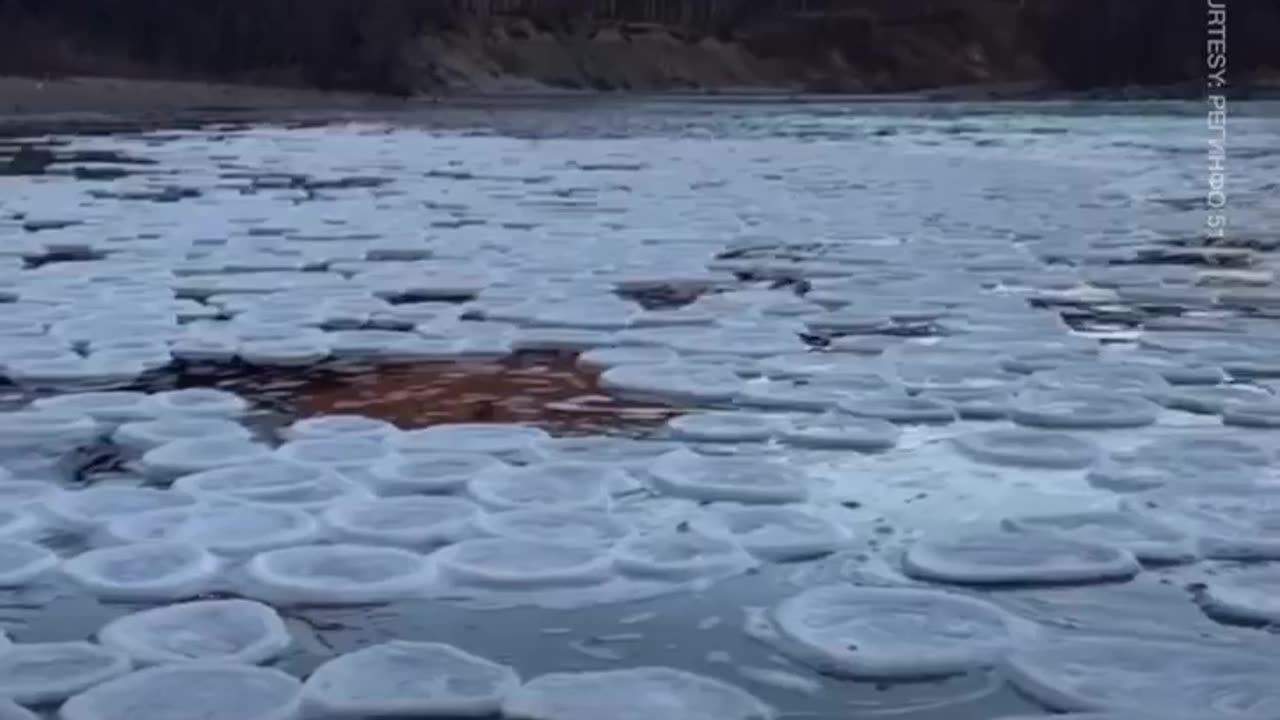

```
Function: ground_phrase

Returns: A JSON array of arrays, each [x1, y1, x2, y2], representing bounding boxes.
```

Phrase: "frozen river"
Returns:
[[1, 99, 1280, 719]]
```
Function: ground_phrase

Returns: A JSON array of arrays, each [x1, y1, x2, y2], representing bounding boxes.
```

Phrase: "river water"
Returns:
[[1, 99, 1280, 719]]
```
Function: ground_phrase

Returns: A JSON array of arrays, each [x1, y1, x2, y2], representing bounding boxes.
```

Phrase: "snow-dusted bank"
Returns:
[[1, 105, 1280, 719]]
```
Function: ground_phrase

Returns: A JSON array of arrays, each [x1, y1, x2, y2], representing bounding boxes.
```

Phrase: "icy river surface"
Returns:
[[1, 99, 1280, 719]]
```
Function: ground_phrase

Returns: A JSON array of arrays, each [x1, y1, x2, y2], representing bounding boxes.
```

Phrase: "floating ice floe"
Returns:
[[0, 700, 36, 720], [777, 412, 901, 451], [577, 345, 680, 371], [666, 412, 779, 443], [40, 486, 200, 533], [0, 641, 132, 706], [273, 437, 393, 473], [97, 598, 290, 665], [648, 449, 810, 504], [539, 436, 680, 472], [302, 641, 519, 718], [1086, 434, 1271, 493], [902, 531, 1141, 585], [172, 460, 372, 511], [836, 393, 957, 424], [244, 543, 433, 605], [468, 462, 618, 511], [388, 423, 549, 463], [1004, 636, 1280, 716], [138, 388, 249, 418], [503, 667, 773, 720], [1026, 363, 1172, 400], [599, 363, 746, 404], [0, 509, 40, 540], [61, 541, 221, 601], [952, 428, 1100, 470], [59, 663, 303, 720], [690, 506, 850, 561], [29, 391, 151, 427], [733, 381, 843, 412], [1001, 510, 1197, 564], [612, 528, 756, 581], [761, 585, 1032, 678], [280, 414, 399, 443], [112, 418, 252, 454], [1008, 390, 1161, 430], [1200, 566, 1280, 625], [100, 503, 320, 556], [0, 410, 99, 451], [1131, 490, 1280, 559], [140, 437, 274, 479], [1222, 398, 1280, 428], [434, 538, 613, 589], [473, 508, 631, 548], [1161, 383, 1274, 415], [0, 541, 58, 586], [322, 496, 478, 547], [365, 452, 505, 496], [0, 481, 59, 508], [238, 338, 330, 366]]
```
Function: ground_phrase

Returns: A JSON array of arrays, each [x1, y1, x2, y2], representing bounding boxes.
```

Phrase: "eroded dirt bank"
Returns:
[[1, 0, 1277, 100]]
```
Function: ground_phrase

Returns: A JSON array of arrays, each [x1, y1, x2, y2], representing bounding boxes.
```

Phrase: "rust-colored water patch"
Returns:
[[283, 353, 679, 435]]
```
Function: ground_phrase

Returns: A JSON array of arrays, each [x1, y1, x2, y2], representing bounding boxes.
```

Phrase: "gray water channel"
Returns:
[[0, 99, 1279, 719]]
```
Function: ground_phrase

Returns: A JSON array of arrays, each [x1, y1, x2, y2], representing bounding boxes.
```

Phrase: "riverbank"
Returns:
[[3, 0, 1277, 102]]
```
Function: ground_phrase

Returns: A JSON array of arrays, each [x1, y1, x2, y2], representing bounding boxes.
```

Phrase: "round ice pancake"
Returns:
[[1026, 363, 1171, 399], [577, 345, 680, 371], [274, 437, 392, 471], [29, 391, 150, 426], [836, 393, 957, 424], [952, 428, 1099, 470], [1002, 511, 1197, 564], [98, 599, 290, 665], [903, 531, 1140, 585], [244, 543, 432, 605], [140, 437, 273, 478], [59, 663, 303, 720], [1004, 636, 1280, 716], [467, 463, 618, 511], [302, 641, 519, 718], [0, 641, 131, 706], [1222, 398, 1280, 428], [434, 538, 613, 589], [366, 452, 505, 496], [538, 436, 681, 471], [100, 503, 319, 556], [61, 541, 221, 601], [690, 506, 850, 561], [1087, 433, 1271, 493], [648, 450, 809, 504], [777, 412, 901, 451], [322, 496, 479, 547], [612, 528, 756, 581], [138, 388, 249, 418], [733, 381, 845, 412], [0, 700, 36, 720], [0, 509, 41, 540], [1009, 390, 1160, 430], [172, 460, 372, 511], [280, 414, 399, 443], [40, 487, 199, 532], [238, 338, 330, 367], [112, 418, 252, 453], [666, 412, 779, 443], [0, 410, 98, 449], [502, 667, 772, 720], [1201, 567, 1280, 625], [766, 585, 1029, 678], [473, 508, 631, 548], [388, 423, 549, 463], [599, 363, 746, 404], [1131, 490, 1280, 560], [0, 541, 58, 586], [1162, 384, 1274, 415]]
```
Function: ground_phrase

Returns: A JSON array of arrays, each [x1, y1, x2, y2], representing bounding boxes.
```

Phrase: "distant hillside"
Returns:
[[0, 0, 1276, 97]]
